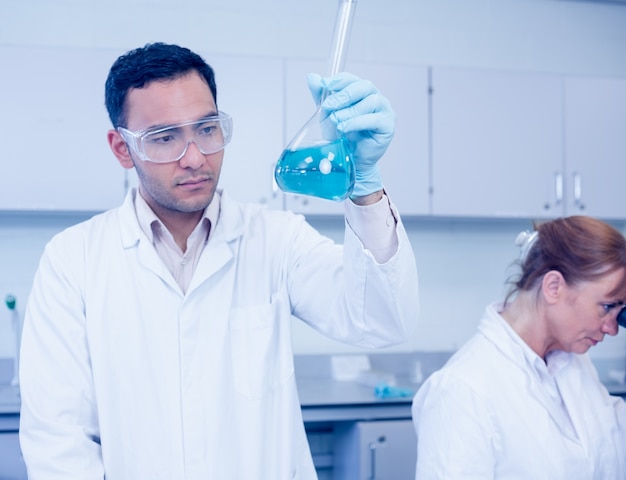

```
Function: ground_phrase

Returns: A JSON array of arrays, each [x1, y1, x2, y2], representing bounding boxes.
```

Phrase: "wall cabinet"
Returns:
[[206, 54, 285, 210], [283, 60, 430, 216], [563, 76, 626, 219], [430, 67, 626, 220], [0, 46, 126, 212], [2, 45, 624, 220], [430, 67, 564, 218], [1, 46, 284, 213], [333, 419, 417, 480]]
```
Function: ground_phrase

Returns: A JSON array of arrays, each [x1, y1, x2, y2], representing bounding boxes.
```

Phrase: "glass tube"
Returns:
[[274, 0, 358, 202]]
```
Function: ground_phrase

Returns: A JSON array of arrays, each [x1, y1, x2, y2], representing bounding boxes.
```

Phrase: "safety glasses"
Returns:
[[618, 305, 626, 328], [118, 112, 233, 163]]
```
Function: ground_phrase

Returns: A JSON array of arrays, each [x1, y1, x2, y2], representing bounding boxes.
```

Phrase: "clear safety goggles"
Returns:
[[118, 112, 233, 163]]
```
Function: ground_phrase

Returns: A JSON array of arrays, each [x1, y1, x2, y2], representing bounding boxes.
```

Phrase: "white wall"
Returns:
[[1, 0, 626, 360], [3, 0, 626, 76]]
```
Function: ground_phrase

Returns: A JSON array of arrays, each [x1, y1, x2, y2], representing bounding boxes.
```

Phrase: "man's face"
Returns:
[[110, 71, 224, 218]]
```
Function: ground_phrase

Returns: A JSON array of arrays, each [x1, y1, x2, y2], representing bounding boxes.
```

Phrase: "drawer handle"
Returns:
[[368, 435, 387, 480]]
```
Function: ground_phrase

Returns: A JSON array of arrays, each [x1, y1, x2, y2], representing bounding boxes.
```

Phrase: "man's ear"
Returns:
[[542, 270, 565, 305], [107, 129, 134, 170]]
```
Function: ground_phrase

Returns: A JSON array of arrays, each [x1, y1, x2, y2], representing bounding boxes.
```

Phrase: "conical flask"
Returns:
[[275, 0, 358, 202]]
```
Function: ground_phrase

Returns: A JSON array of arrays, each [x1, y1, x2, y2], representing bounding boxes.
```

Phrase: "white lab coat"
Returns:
[[19, 189, 419, 480], [412, 303, 626, 480]]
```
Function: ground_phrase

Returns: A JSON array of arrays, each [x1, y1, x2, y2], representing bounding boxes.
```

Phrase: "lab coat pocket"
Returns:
[[229, 293, 294, 399]]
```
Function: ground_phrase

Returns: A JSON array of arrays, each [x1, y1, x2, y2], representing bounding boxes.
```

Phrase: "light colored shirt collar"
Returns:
[[133, 188, 220, 292], [134, 189, 220, 246]]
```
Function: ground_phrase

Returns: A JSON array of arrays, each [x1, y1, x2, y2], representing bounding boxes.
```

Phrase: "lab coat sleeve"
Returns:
[[285, 195, 418, 348], [412, 374, 496, 479], [610, 397, 626, 462], [19, 229, 104, 479], [610, 389, 626, 458], [344, 193, 398, 264]]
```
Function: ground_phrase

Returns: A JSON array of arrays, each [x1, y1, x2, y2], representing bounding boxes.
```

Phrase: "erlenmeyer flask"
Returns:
[[275, 0, 358, 202]]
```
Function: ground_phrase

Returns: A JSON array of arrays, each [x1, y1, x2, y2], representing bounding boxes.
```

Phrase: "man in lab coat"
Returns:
[[18, 42, 418, 479]]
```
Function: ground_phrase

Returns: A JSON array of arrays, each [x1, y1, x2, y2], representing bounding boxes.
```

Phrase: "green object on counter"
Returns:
[[5, 294, 16, 310]]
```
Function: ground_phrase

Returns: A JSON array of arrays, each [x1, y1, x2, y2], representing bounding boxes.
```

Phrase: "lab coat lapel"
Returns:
[[136, 237, 181, 292], [479, 307, 581, 443], [117, 189, 183, 294], [186, 191, 243, 295], [186, 233, 233, 294], [524, 368, 581, 442], [116, 188, 245, 295], [556, 356, 626, 478], [556, 364, 586, 434]]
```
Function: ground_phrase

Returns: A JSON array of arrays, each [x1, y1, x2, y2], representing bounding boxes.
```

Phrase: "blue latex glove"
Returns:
[[374, 382, 415, 399], [307, 72, 396, 198]]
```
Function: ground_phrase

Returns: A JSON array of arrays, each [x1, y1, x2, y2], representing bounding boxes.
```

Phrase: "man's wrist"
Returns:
[[349, 189, 384, 206], [351, 164, 383, 199]]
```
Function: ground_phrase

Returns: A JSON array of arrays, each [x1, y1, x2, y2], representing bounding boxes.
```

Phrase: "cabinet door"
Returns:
[[0, 432, 27, 479], [0, 46, 126, 211], [283, 60, 430, 216], [564, 76, 626, 219], [333, 419, 416, 480], [207, 54, 284, 209], [431, 67, 563, 218]]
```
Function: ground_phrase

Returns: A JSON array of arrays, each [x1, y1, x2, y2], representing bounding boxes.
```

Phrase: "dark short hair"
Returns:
[[104, 42, 217, 128], [505, 216, 626, 304]]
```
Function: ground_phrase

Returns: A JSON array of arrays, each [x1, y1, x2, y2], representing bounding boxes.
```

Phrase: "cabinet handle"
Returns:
[[554, 172, 563, 206], [368, 435, 386, 480], [573, 172, 584, 209]]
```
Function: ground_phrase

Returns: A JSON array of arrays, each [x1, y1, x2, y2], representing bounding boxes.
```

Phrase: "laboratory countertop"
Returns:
[[0, 381, 414, 424], [0, 352, 446, 419], [295, 352, 452, 423], [297, 376, 417, 423], [2, 352, 626, 421]]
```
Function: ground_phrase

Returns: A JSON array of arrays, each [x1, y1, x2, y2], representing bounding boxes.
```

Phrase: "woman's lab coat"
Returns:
[[412, 303, 626, 479], [19, 189, 419, 480]]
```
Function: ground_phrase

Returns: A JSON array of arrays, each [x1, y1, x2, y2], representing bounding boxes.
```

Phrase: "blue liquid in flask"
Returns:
[[275, 138, 355, 202]]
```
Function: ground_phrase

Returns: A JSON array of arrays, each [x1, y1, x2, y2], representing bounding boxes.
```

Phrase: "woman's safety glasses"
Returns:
[[118, 112, 233, 163], [604, 302, 626, 329], [618, 306, 626, 329]]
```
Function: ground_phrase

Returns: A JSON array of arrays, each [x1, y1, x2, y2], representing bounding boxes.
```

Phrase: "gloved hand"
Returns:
[[307, 72, 395, 198]]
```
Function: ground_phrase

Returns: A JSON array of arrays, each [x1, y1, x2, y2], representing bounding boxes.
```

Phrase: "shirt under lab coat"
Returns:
[[412, 303, 626, 480], [19, 188, 419, 480]]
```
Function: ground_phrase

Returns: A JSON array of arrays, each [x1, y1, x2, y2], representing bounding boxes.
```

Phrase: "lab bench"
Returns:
[[0, 384, 24, 480], [0, 381, 420, 480], [298, 352, 626, 480], [0, 352, 446, 480], [295, 352, 452, 480], [3, 352, 626, 480]]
